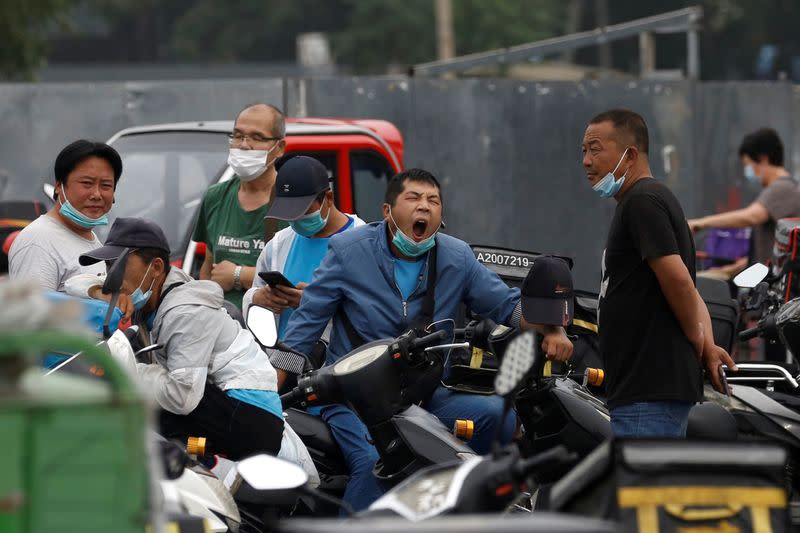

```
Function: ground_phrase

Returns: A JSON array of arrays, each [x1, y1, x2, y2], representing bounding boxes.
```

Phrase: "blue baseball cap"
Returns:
[[267, 155, 331, 221]]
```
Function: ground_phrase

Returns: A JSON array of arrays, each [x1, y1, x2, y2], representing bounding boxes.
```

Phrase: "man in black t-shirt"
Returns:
[[582, 109, 736, 438]]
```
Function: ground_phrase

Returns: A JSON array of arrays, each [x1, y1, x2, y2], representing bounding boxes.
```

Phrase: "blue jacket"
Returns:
[[282, 221, 521, 366]]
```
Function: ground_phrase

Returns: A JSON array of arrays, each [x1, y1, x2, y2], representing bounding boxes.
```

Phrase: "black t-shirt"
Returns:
[[599, 178, 703, 408]]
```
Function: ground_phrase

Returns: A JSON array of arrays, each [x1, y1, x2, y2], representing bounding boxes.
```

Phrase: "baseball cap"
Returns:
[[266, 155, 330, 221], [521, 256, 574, 327], [79, 217, 170, 265]]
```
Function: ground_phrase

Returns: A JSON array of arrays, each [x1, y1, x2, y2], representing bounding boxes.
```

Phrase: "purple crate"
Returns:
[[702, 227, 751, 269]]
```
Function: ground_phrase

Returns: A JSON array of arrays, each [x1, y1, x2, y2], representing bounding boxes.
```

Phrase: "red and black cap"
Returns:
[[521, 256, 574, 327], [266, 155, 331, 221], [79, 217, 170, 265]]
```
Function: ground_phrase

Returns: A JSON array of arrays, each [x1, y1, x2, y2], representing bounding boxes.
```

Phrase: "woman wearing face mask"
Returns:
[[192, 103, 291, 311], [9, 140, 122, 292], [243, 155, 365, 345], [80, 217, 285, 460]]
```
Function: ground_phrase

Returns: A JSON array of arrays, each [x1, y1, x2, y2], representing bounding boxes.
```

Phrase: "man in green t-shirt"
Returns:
[[193, 103, 288, 308]]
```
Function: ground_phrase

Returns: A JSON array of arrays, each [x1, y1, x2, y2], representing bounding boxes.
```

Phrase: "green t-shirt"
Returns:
[[193, 178, 287, 308]]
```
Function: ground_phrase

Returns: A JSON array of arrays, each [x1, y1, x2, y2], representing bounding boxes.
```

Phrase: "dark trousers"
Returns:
[[160, 383, 283, 460]]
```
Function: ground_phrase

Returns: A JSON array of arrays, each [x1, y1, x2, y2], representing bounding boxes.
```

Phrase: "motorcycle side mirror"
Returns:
[[102, 250, 130, 296], [101, 250, 130, 338], [238, 454, 309, 492], [247, 305, 278, 348], [43, 183, 56, 204], [494, 331, 536, 397], [159, 440, 189, 480], [733, 263, 769, 288]]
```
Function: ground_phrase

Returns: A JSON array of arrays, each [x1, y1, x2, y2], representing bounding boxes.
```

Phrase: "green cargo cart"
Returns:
[[0, 331, 151, 533]]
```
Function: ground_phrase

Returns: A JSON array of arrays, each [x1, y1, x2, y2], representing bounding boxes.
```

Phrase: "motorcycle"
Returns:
[[269, 321, 478, 487], [240, 331, 618, 533], [448, 317, 612, 483], [49, 259, 334, 532], [343, 328, 790, 533]]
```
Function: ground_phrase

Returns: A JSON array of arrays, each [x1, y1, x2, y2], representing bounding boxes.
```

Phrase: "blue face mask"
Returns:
[[744, 164, 761, 186], [592, 148, 630, 199], [58, 191, 109, 228], [388, 208, 439, 258], [131, 262, 155, 312], [290, 198, 330, 237]]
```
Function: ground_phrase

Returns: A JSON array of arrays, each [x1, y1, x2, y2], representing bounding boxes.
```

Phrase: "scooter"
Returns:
[[248, 305, 479, 492], [51, 258, 332, 532], [447, 317, 612, 482], [328, 331, 787, 533], [236, 332, 618, 533]]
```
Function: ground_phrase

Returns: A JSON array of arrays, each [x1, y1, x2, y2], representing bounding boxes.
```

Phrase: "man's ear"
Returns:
[[153, 257, 167, 278], [382, 203, 391, 220]]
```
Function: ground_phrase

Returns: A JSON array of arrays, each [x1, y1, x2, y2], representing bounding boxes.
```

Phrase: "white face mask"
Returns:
[[228, 144, 278, 181]]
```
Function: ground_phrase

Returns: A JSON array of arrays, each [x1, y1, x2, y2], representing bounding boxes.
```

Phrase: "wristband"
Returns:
[[233, 265, 243, 291]]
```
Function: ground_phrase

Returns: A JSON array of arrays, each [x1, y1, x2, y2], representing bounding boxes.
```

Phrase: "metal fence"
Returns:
[[0, 77, 796, 289]]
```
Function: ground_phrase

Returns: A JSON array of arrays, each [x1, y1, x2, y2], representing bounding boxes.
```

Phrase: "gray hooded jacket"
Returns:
[[136, 268, 278, 415]]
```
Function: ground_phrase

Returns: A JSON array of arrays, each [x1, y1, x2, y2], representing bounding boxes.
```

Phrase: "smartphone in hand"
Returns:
[[258, 271, 296, 289], [719, 365, 731, 396]]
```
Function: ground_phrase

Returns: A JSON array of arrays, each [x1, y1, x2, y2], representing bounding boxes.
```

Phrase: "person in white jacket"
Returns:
[[78, 217, 283, 460], [242, 156, 365, 379]]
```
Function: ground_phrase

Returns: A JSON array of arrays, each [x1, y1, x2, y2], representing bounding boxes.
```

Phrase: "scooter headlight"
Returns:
[[368, 458, 482, 521]]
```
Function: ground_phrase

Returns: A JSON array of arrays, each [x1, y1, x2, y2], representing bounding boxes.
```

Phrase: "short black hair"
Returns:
[[739, 128, 784, 166], [236, 103, 286, 138], [54, 140, 123, 200], [384, 168, 443, 207], [55, 140, 122, 186], [589, 109, 649, 154], [132, 247, 171, 274]]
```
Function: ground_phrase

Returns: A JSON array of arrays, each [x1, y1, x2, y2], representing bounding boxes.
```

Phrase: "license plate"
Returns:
[[472, 246, 539, 280]]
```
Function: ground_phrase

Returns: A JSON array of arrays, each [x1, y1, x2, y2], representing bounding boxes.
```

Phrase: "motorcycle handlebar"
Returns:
[[514, 445, 576, 479], [280, 387, 305, 408], [411, 329, 449, 350], [738, 326, 761, 341]]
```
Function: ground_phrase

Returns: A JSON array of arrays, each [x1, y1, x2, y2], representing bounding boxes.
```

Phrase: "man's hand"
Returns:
[[252, 285, 291, 313], [520, 318, 574, 362], [276, 368, 288, 390], [687, 218, 704, 233], [274, 282, 308, 309], [89, 285, 135, 321], [210, 260, 237, 292], [541, 329, 573, 362], [703, 343, 737, 394]]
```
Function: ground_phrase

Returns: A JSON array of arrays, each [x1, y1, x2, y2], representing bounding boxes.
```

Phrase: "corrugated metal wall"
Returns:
[[0, 78, 795, 288]]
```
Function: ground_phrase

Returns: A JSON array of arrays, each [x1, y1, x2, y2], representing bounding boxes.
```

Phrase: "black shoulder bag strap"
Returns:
[[411, 243, 438, 330], [338, 242, 438, 348], [130, 280, 186, 360], [133, 281, 185, 332]]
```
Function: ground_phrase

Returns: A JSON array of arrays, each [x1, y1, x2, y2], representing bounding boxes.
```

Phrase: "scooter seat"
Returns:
[[687, 402, 738, 440], [284, 408, 345, 468]]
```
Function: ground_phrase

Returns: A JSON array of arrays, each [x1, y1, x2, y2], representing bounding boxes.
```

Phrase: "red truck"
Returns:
[[98, 117, 404, 276]]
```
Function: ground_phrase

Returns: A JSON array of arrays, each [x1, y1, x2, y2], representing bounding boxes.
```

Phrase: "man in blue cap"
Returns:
[[243, 155, 365, 344]]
